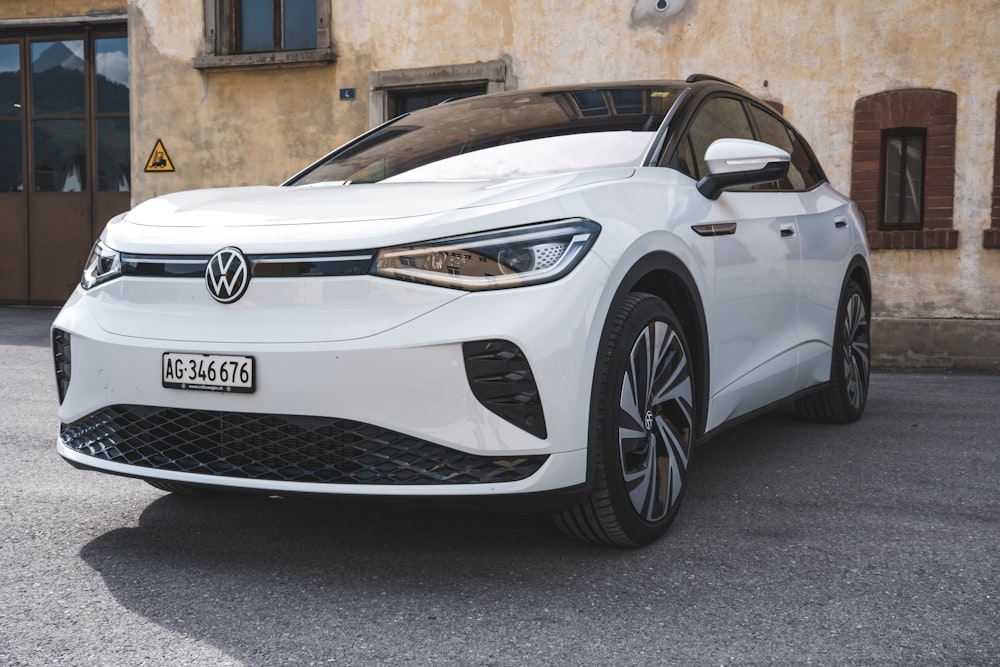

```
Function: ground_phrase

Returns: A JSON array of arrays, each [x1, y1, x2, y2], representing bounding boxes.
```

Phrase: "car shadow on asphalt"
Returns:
[[75, 406, 851, 663]]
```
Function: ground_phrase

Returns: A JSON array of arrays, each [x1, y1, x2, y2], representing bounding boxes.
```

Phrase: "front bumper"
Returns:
[[53, 256, 610, 497]]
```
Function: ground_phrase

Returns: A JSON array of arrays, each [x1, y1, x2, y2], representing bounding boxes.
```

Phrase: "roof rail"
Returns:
[[685, 73, 743, 88]]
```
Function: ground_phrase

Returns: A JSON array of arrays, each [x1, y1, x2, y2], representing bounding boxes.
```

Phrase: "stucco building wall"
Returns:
[[7, 0, 998, 365]]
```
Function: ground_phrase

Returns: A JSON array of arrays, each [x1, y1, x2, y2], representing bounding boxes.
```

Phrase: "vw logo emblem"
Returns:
[[206, 247, 250, 304]]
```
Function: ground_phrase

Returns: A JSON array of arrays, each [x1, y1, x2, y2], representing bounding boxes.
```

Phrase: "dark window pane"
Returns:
[[610, 88, 644, 114], [391, 86, 486, 117], [786, 129, 823, 189], [883, 136, 903, 216], [0, 122, 23, 191], [284, 0, 317, 50], [882, 131, 925, 227], [33, 119, 86, 192], [750, 106, 799, 190], [0, 43, 21, 117], [96, 38, 129, 114], [240, 0, 276, 53], [902, 137, 923, 222], [572, 90, 609, 117], [31, 40, 85, 115], [97, 118, 130, 191]]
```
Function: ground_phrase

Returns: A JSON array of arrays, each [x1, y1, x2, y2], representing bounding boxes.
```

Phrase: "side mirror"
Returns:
[[696, 138, 791, 200]]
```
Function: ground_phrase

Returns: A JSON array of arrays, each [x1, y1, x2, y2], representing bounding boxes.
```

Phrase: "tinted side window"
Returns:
[[750, 105, 824, 191], [749, 106, 799, 190], [786, 128, 824, 189], [671, 96, 754, 180]]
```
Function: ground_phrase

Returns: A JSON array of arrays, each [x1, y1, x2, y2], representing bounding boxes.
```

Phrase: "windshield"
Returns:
[[289, 85, 684, 185]]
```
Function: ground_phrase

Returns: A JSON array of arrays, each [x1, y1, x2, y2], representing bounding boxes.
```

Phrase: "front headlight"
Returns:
[[81, 240, 122, 289], [374, 219, 601, 291]]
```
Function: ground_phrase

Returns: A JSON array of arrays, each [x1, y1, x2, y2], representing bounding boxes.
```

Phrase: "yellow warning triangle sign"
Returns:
[[144, 139, 175, 172]]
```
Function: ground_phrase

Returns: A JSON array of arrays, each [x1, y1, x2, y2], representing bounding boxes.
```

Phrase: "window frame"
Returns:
[[850, 88, 957, 250], [369, 60, 512, 127], [194, 0, 334, 71], [664, 94, 755, 180], [986, 91, 1000, 249], [663, 93, 826, 193], [879, 128, 927, 230], [746, 102, 826, 192]]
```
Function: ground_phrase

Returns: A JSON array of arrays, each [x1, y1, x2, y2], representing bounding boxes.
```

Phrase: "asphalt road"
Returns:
[[1, 306, 997, 666]]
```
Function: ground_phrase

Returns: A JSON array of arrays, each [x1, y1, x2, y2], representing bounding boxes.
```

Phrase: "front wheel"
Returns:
[[553, 293, 696, 547], [796, 279, 871, 423]]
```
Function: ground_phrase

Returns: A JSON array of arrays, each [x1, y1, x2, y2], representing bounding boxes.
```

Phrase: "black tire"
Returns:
[[553, 293, 696, 547], [796, 279, 871, 423], [145, 479, 216, 495]]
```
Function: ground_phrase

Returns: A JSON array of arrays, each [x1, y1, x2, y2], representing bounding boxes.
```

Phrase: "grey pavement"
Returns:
[[1, 306, 998, 666]]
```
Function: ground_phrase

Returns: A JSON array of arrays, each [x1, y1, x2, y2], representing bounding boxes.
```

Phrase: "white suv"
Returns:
[[53, 75, 871, 546]]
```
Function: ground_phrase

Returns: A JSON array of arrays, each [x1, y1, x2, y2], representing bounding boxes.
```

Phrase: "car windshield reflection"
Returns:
[[289, 86, 683, 185]]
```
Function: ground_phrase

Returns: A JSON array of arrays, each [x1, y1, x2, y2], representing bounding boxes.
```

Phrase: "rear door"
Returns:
[[747, 104, 851, 390]]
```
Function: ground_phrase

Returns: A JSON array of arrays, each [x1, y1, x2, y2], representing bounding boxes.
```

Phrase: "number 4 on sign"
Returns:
[[144, 139, 175, 172]]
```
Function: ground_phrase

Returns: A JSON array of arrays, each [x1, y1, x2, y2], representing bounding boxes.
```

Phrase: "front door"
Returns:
[[0, 27, 129, 305]]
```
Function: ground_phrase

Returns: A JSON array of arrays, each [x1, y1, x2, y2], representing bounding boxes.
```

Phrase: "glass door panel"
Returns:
[[31, 40, 85, 115], [33, 119, 86, 191], [0, 41, 26, 302], [29, 38, 89, 303], [95, 37, 129, 113], [93, 37, 130, 240]]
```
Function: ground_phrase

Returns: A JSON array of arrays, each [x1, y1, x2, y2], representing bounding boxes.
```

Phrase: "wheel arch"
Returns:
[[845, 254, 872, 308], [586, 251, 710, 484]]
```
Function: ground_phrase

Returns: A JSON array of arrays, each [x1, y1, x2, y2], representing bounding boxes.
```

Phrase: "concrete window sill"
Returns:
[[193, 49, 335, 71]]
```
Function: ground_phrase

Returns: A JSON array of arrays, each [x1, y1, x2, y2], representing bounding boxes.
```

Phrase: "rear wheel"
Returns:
[[796, 279, 870, 423], [553, 293, 696, 547]]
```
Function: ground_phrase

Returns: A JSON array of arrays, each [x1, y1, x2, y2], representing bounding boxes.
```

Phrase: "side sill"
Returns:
[[695, 381, 830, 446]]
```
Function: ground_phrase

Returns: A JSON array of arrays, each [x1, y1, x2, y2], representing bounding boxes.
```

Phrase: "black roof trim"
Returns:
[[685, 73, 743, 88]]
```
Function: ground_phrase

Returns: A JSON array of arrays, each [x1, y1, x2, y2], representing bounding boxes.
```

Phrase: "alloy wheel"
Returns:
[[617, 320, 694, 523], [842, 292, 870, 411]]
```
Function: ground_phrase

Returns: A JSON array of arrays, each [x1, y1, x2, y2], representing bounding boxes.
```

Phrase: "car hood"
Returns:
[[125, 169, 634, 226], [107, 169, 632, 254]]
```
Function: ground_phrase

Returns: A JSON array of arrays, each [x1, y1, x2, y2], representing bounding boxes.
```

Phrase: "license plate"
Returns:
[[162, 352, 255, 393]]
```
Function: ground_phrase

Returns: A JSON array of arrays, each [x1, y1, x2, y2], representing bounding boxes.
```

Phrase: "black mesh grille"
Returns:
[[61, 405, 547, 485]]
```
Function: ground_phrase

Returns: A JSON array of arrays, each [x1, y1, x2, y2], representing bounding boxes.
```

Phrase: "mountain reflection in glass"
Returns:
[[96, 38, 129, 114], [31, 40, 85, 115]]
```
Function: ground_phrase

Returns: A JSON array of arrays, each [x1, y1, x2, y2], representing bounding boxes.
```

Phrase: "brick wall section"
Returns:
[[851, 89, 958, 250], [987, 91, 1000, 249]]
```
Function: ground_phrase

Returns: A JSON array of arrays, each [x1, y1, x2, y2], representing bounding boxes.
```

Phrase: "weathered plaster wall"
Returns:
[[129, 0, 1000, 323], [0, 0, 125, 17], [130, 0, 339, 201]]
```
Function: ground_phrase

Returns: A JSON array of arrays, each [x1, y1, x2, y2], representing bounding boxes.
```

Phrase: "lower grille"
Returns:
[[61, 405, 547, 485]]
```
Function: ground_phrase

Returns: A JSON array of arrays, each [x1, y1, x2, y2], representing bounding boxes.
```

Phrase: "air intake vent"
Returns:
[[52, 328, 71, 404], [463, 340, 547, 439]]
